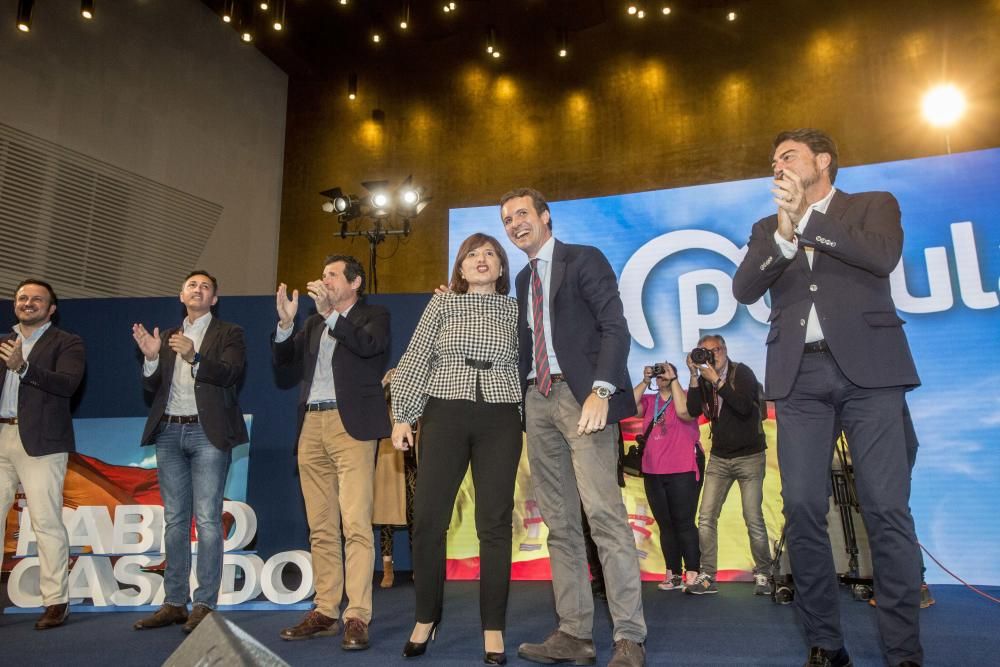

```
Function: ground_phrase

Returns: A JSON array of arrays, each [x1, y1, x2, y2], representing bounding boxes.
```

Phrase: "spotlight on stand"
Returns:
[[319, 177, 430, 293]]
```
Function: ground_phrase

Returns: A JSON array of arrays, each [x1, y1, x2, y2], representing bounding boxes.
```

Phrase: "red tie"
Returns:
[[530, 259, 552, 396]]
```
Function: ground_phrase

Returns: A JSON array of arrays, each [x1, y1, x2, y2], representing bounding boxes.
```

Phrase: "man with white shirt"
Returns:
[[271, 255, 390, 650], [131, 270, 249, 633], [733, 129, 922, 667], [0, 279, 85, 630]]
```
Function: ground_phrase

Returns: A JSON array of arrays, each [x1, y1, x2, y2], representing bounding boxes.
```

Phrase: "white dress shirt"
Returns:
[[774, 186, 837, 344], [0, 322, 52, 418], [143, 312, 213, 416]]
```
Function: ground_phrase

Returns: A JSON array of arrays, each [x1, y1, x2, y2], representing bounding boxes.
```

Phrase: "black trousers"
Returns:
[[412, 397, 523, 630], [643, 471, 701, 574], [776, 352, 921, 665]]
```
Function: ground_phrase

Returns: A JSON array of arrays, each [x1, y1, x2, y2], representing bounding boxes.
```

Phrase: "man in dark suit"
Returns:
[[0, 279, 84, 630], [733, 129, 922, 667], [272, 254, 390, 651], [130, 270, 249, 634], [502, 189, 646, 667]]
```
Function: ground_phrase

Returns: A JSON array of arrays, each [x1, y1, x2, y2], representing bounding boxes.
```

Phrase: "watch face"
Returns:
[[595, 386, 611, 399]]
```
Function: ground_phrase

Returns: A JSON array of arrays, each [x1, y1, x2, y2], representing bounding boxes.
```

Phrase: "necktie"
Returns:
[[530, 259, 552, 396]]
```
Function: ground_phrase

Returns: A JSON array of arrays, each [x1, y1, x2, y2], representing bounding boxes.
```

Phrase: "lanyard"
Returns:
[[653, 393, 671, 424]]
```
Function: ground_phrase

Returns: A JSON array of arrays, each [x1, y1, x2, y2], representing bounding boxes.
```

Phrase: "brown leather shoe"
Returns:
[[182, 604, 213, 634], [518, 629, 596, 665], [34, 603, 69, 630], [133, 603, 188, 630], [608, 638, 645, 667], [280, 610, 341, 641], [342, 617, 370, 651]]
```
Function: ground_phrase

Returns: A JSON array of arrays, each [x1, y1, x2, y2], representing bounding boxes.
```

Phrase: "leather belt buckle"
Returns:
[[527, 373, 564, 386], [803, 340, 829, 354], [162, 415, 199, 424]]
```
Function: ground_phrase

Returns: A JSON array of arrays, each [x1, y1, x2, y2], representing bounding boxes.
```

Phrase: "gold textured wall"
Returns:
[[276, 0, 1000, 293]]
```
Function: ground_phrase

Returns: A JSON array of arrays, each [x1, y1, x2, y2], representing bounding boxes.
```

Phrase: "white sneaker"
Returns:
[[657, 574, 684, 591], [753, 573, 770, 595]]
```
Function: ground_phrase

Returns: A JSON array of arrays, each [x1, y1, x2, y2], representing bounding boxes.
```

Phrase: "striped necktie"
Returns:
[[530, 259, 552, 396]]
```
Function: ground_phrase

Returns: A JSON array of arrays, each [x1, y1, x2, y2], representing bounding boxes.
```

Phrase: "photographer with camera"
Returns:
[[683, 334, 771, 596], [632, 362, 702, 592]]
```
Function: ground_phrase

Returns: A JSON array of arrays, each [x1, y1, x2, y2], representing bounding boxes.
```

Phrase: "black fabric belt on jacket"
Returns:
[[162, 415, 199, 424], [0, 417, 17, 425], [465, 358, 493, 370], [527, 374, 564, 386], [305, 400, 338, 412], [803, 340, 830, 354]]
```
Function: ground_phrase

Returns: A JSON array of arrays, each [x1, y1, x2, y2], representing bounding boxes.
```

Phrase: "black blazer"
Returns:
[[271, 300, 391, 444], [0, 327, 85, 457], [140, 317, 249, 451], [732, 189, 921, 399], [515, 240, 636, 424]]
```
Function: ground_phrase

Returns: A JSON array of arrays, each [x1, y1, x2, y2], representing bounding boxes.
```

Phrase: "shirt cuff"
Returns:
[[593, 380, 616, 393], [274, 323, 293, 343], [774, 230, 798, 259], [143, 358, 159, 377]]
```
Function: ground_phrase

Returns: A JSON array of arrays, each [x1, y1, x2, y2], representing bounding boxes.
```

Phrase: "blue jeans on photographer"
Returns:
[[154, 423, 232, 609]]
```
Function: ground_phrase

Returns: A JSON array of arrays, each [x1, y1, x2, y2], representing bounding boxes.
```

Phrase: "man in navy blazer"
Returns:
[[271, 255, 390, 650], [502, 188, 646, 667], [131, 270, 249, 634], [733, 129, 922, 667], [0, 279, 84, 630]]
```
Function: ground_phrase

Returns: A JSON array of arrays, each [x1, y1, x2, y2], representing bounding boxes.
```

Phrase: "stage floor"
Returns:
[[2, 580, 996, 665]]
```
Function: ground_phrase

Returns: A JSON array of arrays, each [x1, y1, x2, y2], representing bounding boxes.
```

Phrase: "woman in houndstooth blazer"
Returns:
[[391, 232, 523, 664]]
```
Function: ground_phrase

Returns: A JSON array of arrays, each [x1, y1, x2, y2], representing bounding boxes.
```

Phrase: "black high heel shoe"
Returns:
[[483, 650, 507, 665], [402, 621, 439, 658]]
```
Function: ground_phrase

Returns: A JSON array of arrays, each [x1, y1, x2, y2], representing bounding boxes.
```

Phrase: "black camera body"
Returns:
[[690, 347, 716, 366], [652, 363, 666, 376]]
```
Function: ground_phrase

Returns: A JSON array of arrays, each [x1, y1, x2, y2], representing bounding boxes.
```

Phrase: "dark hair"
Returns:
[[449, 233, 511, 295], [323, 254, 366, 297], [500, 187, 553, 230], [14, 279, 58, 306], [772, 128, 839, 184], [184, 270, 218, 294], [697, 333, 727, 348]]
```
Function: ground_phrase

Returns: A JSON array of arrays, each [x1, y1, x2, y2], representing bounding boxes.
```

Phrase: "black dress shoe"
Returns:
[[806, 646, 852, 667], [484, 651, 507, 665], [402, 621, 439, 658], [34, 603, 69, 630]]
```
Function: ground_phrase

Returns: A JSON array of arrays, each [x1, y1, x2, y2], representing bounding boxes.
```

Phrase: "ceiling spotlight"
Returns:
[[16, 0, 33, 32], [486, 26, 496, 55], [221, 0, 234, 23], [259, 1, 269, 10], [627, 5, 637, 15], [558, 28, 568, 58], [727, 11, 737, 21], [372, 32, 381, 43], [400, 2, 410, 29], [662, 6, 671, 15], [449, 2, 456, 9], [81, 0, 95, 20], [339, 0, 348, 5], [443, 5, 450, 13], [492, 50, 501, 59], [922, 84, 966, 127], [348, 72, 358, 100], [637, 9, 646, 19]]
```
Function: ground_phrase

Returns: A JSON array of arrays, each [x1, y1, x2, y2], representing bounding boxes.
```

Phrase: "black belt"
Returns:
[[162, 415, 199, 424], [0, 417, 17, 425], [306, 400, 338, 412], [527, 374, 564, 386], [803, 340, 829, 354], [465, 358, 493, 370]]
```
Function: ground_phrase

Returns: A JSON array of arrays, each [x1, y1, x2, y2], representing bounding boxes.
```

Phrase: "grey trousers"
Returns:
[[696, 450, 771, 577], [525, 382, 646, 643]]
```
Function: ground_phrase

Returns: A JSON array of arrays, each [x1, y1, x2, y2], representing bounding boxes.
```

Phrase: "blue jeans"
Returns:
[[154, 423, 231, 609]]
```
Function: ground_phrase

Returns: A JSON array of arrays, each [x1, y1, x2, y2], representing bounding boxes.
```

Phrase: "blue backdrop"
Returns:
[[450, 148, 1000, 585]]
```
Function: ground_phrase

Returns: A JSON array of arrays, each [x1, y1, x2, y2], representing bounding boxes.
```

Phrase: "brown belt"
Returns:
[[527, 374, 564, 386], [162, 415, 199, 424], [0, 417, 17, 425]]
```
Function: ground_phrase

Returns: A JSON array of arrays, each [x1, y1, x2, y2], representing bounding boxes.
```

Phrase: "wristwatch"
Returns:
[[190, 352, 201, 365], [592, 386, 612, 400]]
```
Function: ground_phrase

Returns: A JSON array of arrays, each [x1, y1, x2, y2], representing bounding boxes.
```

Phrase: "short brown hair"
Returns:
[[500, 187, 552, 230], [449, 233, 511, 295], [772, 128, 839, 184]]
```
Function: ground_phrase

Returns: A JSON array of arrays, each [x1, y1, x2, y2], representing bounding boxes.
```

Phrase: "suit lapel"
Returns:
[[199, 317, 222, 358], [549, 240, 567, 302], [161, 325, 181, 378], [0, 333, 12, 390]]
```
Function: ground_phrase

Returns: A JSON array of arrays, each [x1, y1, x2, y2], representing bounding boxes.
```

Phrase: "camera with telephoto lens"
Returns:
[[690, 347, 716, 366]]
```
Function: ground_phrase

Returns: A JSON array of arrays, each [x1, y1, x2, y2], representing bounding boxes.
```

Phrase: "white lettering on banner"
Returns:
[[8, 503, 314, 608], [620, 222, 997, 349]]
